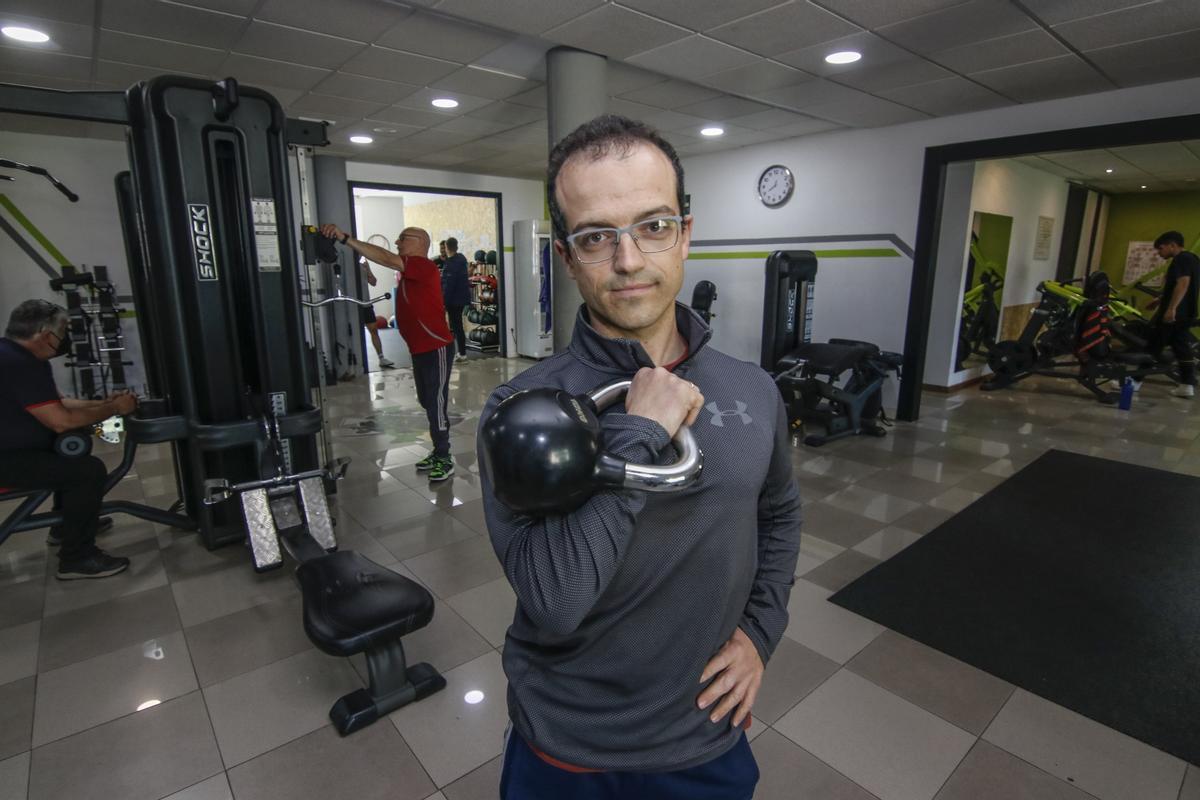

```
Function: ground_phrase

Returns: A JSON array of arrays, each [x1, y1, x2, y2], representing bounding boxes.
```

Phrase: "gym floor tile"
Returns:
[[933, 740, 1096, 800], [26, 692, 222, 800], [887, 455, 970, 485], [227, 722, 435, 800], [40, 539, 168, 618], [1181, 765, 1200, 800], [446, 497, 489, 535], [183, 595, 309, 687], [330, 527, 398, 567], [794, 533, 845, 576], [943, 434, 1013, 458], [801, 549, 881, 593], [340, 485, 435, 529], [203, 648, 362, 767], [983, 690, 1187, 800], [362, 601, 491, 676], [954, 470, 1010, 495], [845, 631, 1014, 736], [0, 621, 38, 686], [36, 584, 180, 672], [0, 676, 34, 761], [442, 755, 502, 800], [927, 486, 985, 513], [821, 484, 923, 525], [750, 728, 877, 800], [852, 526, 923, 561], [446, 576, 517, 648], [891, 503, 957, 535], [0, 579, 44, 629], [923, 446, 1002, 472], [32, 630, 197, 747], [0, 752, 29, 800], [403, 535, 505, 598], [169, 551, 299, 628], [799, 502, 884, 548], [795, 454, 881, 482], [855, 469, 949, 504], [774, 670, 975, 800], [751, 636, 840, 727], [782, 579, 885, 664], [389, 650, 509, 788], [795, 472, 855, 504], [161, 773, 234, 800], [373, 511, 481, 562]]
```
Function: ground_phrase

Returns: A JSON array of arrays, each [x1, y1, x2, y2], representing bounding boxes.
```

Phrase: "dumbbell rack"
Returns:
[[51, 264, 131, 399], [466, 250, 500, 353]]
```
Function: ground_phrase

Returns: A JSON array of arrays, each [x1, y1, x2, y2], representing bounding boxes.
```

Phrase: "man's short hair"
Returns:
[[1155, 230, 1185, 248], [5, 299, 67, 340], [547, 114, 685, 243], [446, 237, 458, 252]]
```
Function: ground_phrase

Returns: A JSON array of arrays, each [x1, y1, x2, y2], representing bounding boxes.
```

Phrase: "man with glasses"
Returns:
[[320, 225, 457, 481], [0, 299, 137, 579], [478, 115, 801, 799]]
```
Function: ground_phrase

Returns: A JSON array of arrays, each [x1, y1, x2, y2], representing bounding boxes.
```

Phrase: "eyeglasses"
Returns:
[[565, 215, 684, 264]]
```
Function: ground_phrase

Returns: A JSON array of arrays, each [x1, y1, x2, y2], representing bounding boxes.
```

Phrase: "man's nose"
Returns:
[[612, 231, 646, 273]]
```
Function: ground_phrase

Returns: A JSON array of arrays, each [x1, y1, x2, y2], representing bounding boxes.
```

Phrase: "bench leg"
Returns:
[[329, 638, 446, 735]]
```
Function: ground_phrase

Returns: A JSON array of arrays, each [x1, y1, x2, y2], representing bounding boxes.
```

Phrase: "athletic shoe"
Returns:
[[378, 356, 396, 368], [56, 551, 130, 580], [455, 353, 467, 363], [1172, 384, 1195, 398], [47, 516, 113, 547], [428, 457, 455, 482], [414, 452, 437, 472]]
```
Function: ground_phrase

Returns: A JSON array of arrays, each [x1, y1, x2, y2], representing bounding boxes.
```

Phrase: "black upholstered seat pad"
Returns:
[[790, 342, 876, 374]]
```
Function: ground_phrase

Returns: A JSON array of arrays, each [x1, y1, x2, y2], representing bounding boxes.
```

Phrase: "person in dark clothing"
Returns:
[[478, 115, 801, 799], [440, 237, 471, 362], [1146, 230, 1199, 398], [0, 299, 137, 579]]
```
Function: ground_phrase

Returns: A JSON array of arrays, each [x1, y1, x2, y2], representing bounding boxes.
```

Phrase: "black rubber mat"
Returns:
[[830, 449, 1200, 765]]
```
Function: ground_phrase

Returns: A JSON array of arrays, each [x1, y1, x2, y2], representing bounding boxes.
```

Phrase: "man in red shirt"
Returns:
[[320, 224, 456, 481]]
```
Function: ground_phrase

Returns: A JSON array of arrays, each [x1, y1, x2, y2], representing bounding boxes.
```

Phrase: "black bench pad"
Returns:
[[297, 551, 434, 658], [791, 342, 877, 374]]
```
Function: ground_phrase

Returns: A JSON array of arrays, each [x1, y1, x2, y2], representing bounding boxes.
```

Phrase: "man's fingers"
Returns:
[[731, 681, 760, 728], [699, 648, 731, 683], [708, 685, 743, 724]]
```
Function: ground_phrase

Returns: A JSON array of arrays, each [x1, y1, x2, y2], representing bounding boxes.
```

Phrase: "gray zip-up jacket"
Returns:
[[478, 303, 802, 772]]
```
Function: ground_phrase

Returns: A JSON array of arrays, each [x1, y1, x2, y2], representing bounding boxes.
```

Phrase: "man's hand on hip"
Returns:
[[697, 627, 763, 728]]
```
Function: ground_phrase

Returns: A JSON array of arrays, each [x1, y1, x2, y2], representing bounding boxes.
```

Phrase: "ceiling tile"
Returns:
[[174, 0, 257, 15], [98, 31, 227, 74], [1013, 155, 1084, 178], [1108, 142, 1200, 174], [618, 79, 722, 110], [877, 0, 1038, 54], [877, 76, 1014, 115], [813, 0, 972, 28], [367, 107, 458, 127], [431, 67, 534, 100], [431, 115, 518, 137], [970, 54, 1114, 102], [394, 86, 494, 114], [487, 121, 547, 145], [411, 151, 474, 166], [0, 16, 93, 58], [636, 108, 714, 134], [233, 21, 366, 70], [340, 46, 461, 85], [606, 96, 659, 119], [288, 92, 389, 122], [775, 31, 909, 76], [0, 0, 95, 26], [1018, 0, 1165, 26], [1053, 0, 1200, 51], [218, 53, 330, 90], [701, 60, 810, 95], [674, 94, 774, 120], [0, 71, 92, 91], [467, 101, 545, 125], [507, 85, 547, 108], [545, 4, 692, 61], [358, 120, 425, 138], [833, 56, 952, 92], [730, 107, 819, 129], [400, 128, 479, 148], [472, 36, 553, 81], [1096, 53, 1200, 88], [1084, 27, 1200, 79], [707, 2, 862, 58], [310, 73, 418, 105], [255, 0, 411, 43], [627, 36, 761, 80], [762, 116, 843, 137], [431, 0, 606, 36], [100, 0, 245, 50], [616, 0, 785, 31], [0, 111, 90, 137], [376, 11, 512, 62], [607, 62, 668, 95], [757, 78, 869, 108], [258, 85, 304, 107], [96, 60, 206, 87], [804, 95, 929, 126], [931, 29, 1067, 73], [439, 140, 510, 160]]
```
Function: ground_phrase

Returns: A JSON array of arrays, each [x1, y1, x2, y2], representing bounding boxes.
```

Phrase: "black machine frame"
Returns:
[[899, 110, 1200, 421]]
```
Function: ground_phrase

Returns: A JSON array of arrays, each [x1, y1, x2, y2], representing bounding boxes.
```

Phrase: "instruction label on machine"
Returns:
[[251, 198, 282, 272]]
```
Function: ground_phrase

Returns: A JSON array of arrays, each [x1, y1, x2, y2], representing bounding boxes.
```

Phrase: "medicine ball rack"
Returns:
[[466, 248, 500, 352]]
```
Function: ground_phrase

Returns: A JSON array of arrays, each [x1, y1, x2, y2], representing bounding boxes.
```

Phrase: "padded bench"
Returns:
[[297, 550, 446, 735]]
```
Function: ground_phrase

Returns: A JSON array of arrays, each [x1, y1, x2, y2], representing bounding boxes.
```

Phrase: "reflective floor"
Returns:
[[0, 364, 1197, 800]]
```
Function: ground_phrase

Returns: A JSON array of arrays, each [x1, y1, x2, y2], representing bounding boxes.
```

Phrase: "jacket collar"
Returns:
[[568, 302, 712, 374]]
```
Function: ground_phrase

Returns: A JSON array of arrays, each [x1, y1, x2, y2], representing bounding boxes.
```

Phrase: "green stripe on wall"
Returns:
[[0, 195, 72, 266], [503, 246, 514, 252], [687, 247, 900, 261]]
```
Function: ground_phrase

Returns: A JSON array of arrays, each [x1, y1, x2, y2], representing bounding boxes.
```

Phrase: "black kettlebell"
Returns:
[[480, 379, 703, 515]]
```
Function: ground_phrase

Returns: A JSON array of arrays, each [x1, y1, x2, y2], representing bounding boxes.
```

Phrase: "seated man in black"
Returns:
[[0, 300, 136, 579]]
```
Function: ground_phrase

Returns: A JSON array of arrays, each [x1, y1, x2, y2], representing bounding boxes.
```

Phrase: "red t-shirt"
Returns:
[[394, 255, 453, 355]]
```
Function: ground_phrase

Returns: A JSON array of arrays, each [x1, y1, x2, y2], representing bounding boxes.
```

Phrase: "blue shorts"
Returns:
[[499, 730, 759, 800]]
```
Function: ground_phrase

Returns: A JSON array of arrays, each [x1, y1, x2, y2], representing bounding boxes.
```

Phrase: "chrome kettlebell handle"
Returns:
[[589, 380, 703, 492]]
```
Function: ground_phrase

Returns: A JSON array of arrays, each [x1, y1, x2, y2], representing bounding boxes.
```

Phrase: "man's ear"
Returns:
[[553, 240, 578, 279]]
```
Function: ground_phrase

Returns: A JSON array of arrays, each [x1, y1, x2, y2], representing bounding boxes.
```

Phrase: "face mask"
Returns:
[[49, 330, 70, 358]]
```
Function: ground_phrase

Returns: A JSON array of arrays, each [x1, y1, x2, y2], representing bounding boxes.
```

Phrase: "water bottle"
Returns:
[[1118, 376, 1134, 410]]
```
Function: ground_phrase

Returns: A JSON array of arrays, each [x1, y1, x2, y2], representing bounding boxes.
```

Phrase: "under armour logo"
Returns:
[[706, 401, 751, 427]]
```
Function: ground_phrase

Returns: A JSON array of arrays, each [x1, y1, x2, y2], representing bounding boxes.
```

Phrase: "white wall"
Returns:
[[344, 161, 545, 356], [680, 75, 1200, 395], [352, 195, 406, 319], [0, 131, 145, 394]]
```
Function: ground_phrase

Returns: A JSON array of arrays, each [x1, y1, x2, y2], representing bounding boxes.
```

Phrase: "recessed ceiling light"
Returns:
[[1141, 184, 1148, 189], [464, 690, 485, 704], [700, 127, 724, 137], [1105, 168, 1114, 173], [431, 98, 459, 109], [2, 26, 50, 43], [825, 50, 862, 65], [349, 135, 373, 144]]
